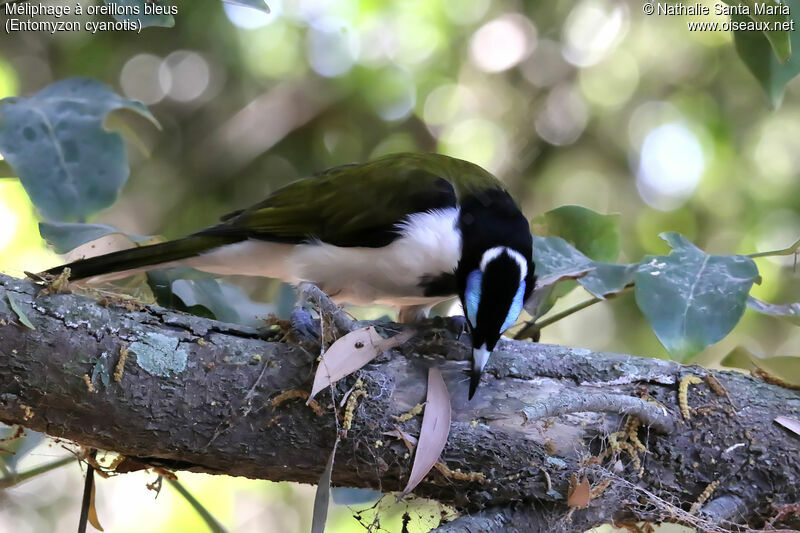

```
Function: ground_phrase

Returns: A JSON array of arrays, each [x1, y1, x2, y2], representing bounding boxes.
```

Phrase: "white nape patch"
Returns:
[[479, 246, 527, 281], [473, 344, 491, 372]]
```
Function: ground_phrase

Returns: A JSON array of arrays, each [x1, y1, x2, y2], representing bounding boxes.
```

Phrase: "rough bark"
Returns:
[[0, 273, 798, 532]]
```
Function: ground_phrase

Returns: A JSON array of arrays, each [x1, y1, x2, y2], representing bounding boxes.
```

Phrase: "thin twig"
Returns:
[[167, 478, 229, 533], [0, 456, 74, 489], [748, 238, 800, 258], [77, 450, 96, 533], [515, 285, 632, 340]]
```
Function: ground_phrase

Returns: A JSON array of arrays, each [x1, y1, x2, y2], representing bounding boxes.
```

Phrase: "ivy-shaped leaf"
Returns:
[[0, 78, 158, 221], [532, 205, 621, 263], [732, 0, 800, 107], [635, 233, 759, 360], [578, 263, 637, 299]]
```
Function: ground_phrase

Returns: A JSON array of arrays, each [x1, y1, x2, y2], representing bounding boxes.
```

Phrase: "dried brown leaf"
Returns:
[[88, 482, 104, 531], [308, 327, 413, 401], [567, 475, 591, 509], [401, 367, 451, 497]]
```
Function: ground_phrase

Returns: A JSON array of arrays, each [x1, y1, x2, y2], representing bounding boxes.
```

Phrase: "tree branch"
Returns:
[[1, 273, 799, 531]]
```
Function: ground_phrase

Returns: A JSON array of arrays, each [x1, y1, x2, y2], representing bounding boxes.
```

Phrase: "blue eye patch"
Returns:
[[501, 281, 526, 333], [465, 269, 482, 327]]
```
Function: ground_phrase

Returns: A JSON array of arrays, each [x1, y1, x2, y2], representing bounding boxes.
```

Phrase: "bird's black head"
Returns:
[[456, 189, 535, 399], [461, 247, 531, 398]]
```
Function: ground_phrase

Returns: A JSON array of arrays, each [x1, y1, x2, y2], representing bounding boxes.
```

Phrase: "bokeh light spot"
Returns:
[[120, 54, 165, 105], [535, 83, 588, 146], [636, 123, 705, 211], [307, 17, 359, 78], [159, 51, 211, 103], [562, 0, 628, 67], [439, 118, 507, 173], [470, 14, 537, 73]]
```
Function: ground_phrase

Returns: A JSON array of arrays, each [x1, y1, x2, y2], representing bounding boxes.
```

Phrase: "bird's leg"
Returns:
[[295, 282, 355, 336]]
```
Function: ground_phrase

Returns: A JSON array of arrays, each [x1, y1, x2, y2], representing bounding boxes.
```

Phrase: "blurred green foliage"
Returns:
[[1, 0, 800, 531]]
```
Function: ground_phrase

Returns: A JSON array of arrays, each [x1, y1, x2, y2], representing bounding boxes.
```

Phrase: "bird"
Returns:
[[44, 153, 535, 399]]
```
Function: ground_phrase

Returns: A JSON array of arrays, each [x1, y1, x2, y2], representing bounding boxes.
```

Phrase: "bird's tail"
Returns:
[[43, 234, 237, 281]]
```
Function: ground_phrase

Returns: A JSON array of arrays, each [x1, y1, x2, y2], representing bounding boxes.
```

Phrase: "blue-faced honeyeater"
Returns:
[[45, 153, 536, 399]]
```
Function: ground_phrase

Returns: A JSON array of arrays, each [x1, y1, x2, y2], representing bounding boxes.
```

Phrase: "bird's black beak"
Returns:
[[469, 346, 491, 400]]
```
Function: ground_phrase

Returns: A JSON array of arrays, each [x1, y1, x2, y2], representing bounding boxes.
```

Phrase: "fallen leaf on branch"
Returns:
[[308, 327, 414, 401], [775, 415, 800, 437], [401, 367, 451, 497], [6, 293, 35, 330]]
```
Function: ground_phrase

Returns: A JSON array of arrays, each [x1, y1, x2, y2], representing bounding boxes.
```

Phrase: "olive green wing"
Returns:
[[199, 154, 499, 248]]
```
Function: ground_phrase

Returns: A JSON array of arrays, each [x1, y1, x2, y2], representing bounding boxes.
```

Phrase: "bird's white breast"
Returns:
[[190, 207, 462, 307]]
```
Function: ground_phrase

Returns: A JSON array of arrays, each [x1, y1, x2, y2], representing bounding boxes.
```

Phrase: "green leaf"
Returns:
[[0, 78, 158, 221], [732, 0, 800, 107], [147, 268, 274, 327], [747, 295, 800, 325], [529, 236, 594, 317], [579, 263, 637, 299], [532, 236, 594, 279], [634, 233, 759, 360], [721, 347, 800, 388], [532, 206, 620, 263], [6, 293, 35, 330], [39, 222, 151, 254], [222, 0, 271, 13], [722, 0, 792, 62], [103, 0, 175, 28]]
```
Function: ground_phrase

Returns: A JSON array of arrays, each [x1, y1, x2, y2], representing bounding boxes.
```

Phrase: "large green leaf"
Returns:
[[732, 0, 800, 107], [0, 78, 158, 221], [222, 0, 271, 13], [747, 295, 800, 325], [103, 0, 175, 28], [532, 205, 620, 263], [634, 233, 759, 360], [579, 263, 637, 299], [532, 235, 594, 279]]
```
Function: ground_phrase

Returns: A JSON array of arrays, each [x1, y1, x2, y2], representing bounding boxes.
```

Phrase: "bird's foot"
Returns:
[[295, 282, 355, 336], [288, 307, 319, 342], [442, 314, 469, 339]]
